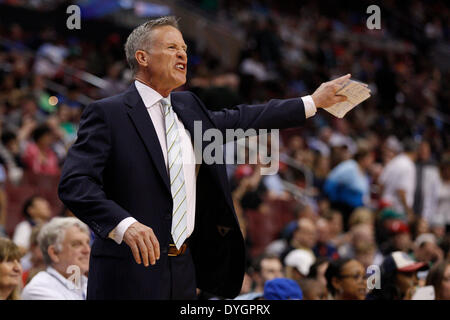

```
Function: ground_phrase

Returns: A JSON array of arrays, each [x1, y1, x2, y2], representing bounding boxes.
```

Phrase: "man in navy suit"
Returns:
[[58, 16, 349, 299]]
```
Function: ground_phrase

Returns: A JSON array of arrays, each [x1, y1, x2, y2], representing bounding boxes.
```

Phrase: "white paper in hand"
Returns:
[[324, 80, 371, 118]]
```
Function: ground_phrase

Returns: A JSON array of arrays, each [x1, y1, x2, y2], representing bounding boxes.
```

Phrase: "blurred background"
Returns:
[[0, 0, 449, 300]]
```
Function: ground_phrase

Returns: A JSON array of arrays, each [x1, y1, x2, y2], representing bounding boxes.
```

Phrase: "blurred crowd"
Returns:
[[0, 0, 449, 300]]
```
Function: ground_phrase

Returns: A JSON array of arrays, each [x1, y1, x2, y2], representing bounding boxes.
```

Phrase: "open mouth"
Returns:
[[175, 63, 186, 71]]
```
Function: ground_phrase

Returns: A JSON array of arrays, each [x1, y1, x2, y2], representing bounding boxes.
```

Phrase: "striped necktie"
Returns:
[[161, 98, 187, 249]]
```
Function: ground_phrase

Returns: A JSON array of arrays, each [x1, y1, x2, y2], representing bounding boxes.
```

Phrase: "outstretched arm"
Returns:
[[198, 74, 350, 133]]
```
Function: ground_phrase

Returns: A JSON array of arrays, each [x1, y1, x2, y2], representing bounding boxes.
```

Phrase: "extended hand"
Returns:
[[123, 222, 160, 266], [311, 74, 351, 109]]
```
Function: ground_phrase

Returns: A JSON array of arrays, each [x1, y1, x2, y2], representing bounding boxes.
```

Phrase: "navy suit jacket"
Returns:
[[58, 83, 307, 299]]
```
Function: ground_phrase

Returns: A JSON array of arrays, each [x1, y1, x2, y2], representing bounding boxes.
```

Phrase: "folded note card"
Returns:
[[324, 80, 371, 118]]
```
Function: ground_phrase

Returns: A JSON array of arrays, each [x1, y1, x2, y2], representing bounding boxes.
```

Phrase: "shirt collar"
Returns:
[[134, 80, 171, 108], [46, 266, 74, 289], [46, 266, 87, 290]]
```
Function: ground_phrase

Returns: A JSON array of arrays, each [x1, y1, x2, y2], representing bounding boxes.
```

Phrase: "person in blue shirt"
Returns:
[[323, 146, 374, 230]]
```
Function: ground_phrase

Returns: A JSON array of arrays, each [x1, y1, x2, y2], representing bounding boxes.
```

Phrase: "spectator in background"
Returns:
[[307, 126, 332, 158], [284, 248, 316, 281], [263, 278, 303, 300], [348, 207, 375, 229], [235, 253, 283, 300], [323, 146, 374, 230], [307, 257, 329, 288], [21, 224, 45, 285], [413, 140, 441, 224], [379, 139, 418, 223], [0, 238, 23, 300], [325, 258, 367, 300], [53, 104, 77, 148], [0, 131, 24, 185], [13, 196, 52, 252], [22, 124, 60, 176], [413, 233, 443, 266], [380, 219, 413, 255], [313, 218, 339, 260], [99, 62, 127, 98], [3, 95, 45, 133], [432, 155, 450, 235], [281, 218, 317, 262], [381, 136, 402, 165], [312, 153, 331, 192], [298, 278, 328, 300], [426, 260, 450, 300], [366, 251, 428, 300], [354, 243, 381, 270], [12, 196, 52, 252], [338, 210, 381, 269], [324, 210, 346, 247], [22, 217, 90, 300], [339, 224, 382, 265]]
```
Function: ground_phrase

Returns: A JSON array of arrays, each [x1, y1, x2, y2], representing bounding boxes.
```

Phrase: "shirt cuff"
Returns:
[[301, 95, 317, 118], [108, 217, 137, 244]]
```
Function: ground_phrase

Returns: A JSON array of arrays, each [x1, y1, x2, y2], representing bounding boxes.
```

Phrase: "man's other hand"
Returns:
[[311, 74, 351, 109], [123, 222, 160, 266]]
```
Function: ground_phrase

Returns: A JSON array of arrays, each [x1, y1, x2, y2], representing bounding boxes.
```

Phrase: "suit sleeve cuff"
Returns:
[[301, 95, 317, 118], [108, 217, 137, 244]]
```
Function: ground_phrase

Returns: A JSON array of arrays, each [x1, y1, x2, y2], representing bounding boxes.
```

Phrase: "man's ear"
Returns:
[[135, 50, 149, 68], [47, 245, 60, 264]]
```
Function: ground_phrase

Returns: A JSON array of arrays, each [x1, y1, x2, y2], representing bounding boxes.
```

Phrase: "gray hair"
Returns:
[[124, 16, 180, 75], [38, 217, 90, 265]]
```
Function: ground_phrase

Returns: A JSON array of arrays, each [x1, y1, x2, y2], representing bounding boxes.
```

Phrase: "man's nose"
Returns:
[[82, 243, 91, 253], [177, 50, 187, 61]]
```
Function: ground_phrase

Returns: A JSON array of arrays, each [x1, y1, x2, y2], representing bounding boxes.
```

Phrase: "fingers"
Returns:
[[330, 73, 351, 85], [130, 241, 141, 265], [124, 222, 160, 267], [137, 238, 149, 267], [334, 95, 348, 103], [143, 235, 156, 265], [149, 230, 160, 261], [332, 83, 344, 93]]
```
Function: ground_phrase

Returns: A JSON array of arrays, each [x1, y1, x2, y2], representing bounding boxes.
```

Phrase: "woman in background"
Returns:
[[0, 238, 23, 300], [325, 258, 367, 300], [426, 260, 450, 300]]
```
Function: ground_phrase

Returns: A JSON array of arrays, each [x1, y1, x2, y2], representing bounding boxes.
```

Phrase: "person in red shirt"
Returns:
[[22, 124, 60, 176]]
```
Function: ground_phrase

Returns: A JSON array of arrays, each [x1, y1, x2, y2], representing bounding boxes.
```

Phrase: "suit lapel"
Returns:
[[171, 94, 236, 213], [170, 98, 198, 143], [124, 84, 170, 193]]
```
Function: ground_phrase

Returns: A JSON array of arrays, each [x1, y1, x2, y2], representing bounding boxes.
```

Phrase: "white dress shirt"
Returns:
[[109, 81, 317, 244], [380, 153, 416, 214], [21, 266, 88, 300]]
